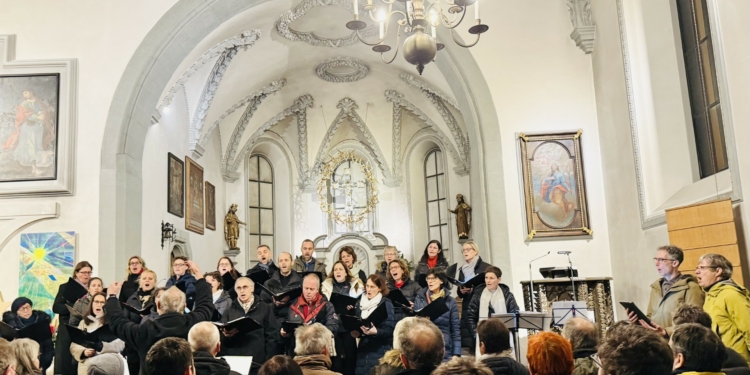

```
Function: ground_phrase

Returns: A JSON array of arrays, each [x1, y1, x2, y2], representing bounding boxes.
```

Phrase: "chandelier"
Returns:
[[346, 0, 488, 75]]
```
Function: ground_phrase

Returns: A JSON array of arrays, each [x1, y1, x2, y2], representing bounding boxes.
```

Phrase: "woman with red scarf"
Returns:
[[386, 258, 421, 322], [414, 240, 449, 288]]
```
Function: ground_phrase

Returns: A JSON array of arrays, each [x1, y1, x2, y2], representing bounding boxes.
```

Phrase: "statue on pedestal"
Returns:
[[448, 194, 472, 239], [224, 204, 245, 250]]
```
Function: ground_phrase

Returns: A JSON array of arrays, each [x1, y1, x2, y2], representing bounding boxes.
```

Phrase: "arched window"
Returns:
[[247, 155, 274, 254], [424, 149, 448, 251], [331, 159, 369, 233]]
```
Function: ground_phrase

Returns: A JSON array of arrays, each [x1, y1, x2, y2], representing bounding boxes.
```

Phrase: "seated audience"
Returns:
[[386, 259, 420, 322], [145, 337, 194, 375], [526, 332, 574, 375], [0, 339, 15, 375], [476, 319, 528, 375], [413, 269, 461, 361], [671, 323, 727, 375], [695, 253, 750, 363], [320, 260, 363, 374], [433, 357, 493, 375], [258, 356, 303, 375], [120, 256, 148, 304], [339, 246, 366, 284], [395, 317, 445, 375], [166, 256, 198, 309], [456, 241, 491, 349], [188, 322, 240, 375], [204, 271, 232, 318], [71, 292, 126, 375], [351, 275, 395, 375], [466, 266, 520, 349], [11, 338, 40, 375], [597, 323, 673, 375], [375, 246, 399, 281], [107, 260, 213, 374], [2, 297, 53, 373], [72, 277, 105, 326], [293, 323, 340, 375], [86, 353, 129, 375], [280, 274, 339, 355], [247, 246, 279, 297], [218, 277, 278, 374], [370, 317, 413, 375], [560, 318, 597, 375], [292, 240, 327, 274]]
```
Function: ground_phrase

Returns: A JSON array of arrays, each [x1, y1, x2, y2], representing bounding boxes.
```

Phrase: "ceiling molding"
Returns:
[[399, 73, 460, 111], [315, 56, 370, 83], [275, 0, 377, 48]]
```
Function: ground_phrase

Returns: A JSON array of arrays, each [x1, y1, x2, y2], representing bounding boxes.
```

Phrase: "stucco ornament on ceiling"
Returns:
[[315, 56, 370, 83], [276, 0, 377, 48]]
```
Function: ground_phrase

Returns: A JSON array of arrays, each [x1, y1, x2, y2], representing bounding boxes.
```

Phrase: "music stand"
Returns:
[[493, 312, 553, 361], [551, 301, 594, 327]]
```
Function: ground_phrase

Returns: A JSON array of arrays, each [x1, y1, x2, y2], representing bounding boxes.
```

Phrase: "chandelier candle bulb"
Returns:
[[353, 0, 358, 16], [431, 25, 436, 38], [380, 21, 385, 39], [474, 0, 480, 21]]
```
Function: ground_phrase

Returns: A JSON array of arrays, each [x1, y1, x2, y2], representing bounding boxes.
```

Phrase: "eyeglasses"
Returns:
[[695, 266, 718, 272], [173, 263, 187, 267], [17, 305, 32, 312], [425, 276, 439, 281], [461, 248, 476, 253], [78, 271, 92, 275], [590, 353, 601, 368], [129, 261, 142, 265], [653, 258, 675, 264]]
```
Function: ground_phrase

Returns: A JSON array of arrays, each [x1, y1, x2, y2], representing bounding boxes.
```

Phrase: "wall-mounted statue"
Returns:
[[224, 204, 245, 250], [449, 194, 472, 239]]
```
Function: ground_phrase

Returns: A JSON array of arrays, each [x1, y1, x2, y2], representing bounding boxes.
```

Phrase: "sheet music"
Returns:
[[222, 356, 253, 374]]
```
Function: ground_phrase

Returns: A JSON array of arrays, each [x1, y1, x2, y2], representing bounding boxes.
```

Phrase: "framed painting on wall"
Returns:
[[205, 181, 216, 231], [185, 156, 204, 234], [167, 153, 184, 217], [518, 130, 592, 239]]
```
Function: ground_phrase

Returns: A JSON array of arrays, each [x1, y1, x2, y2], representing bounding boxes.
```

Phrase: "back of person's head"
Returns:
[[561, 318, 598, 351], [397, 317, 444, 370], [598, 323, 672, 375], [258, 355, 303, 375], [392, 317, 412, 350], [432, 357, 493, 375], [294, 323, 332, 356], [188, 321, 220, 355], [87, 353, 126, 375], [526, 332, 574, 375], [158, 286, 187, 314], [672, 304, 712, 328], [145, 337, 194, 375], [11, 338, 39, 375], [476, 318, 511, 354], [671, 323, 727, 372], [0, 338, 15, 375]]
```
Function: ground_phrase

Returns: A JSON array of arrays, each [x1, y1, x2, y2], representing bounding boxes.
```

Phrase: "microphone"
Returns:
[[529, 251, 551, 310], [558, 251, 572, 255]]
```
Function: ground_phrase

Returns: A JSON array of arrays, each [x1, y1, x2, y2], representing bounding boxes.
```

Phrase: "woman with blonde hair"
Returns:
[[376, 246, 399, 280], [11, 338, 41, 375], [120, 255, 148, 303], [456, 241, 491, 348]]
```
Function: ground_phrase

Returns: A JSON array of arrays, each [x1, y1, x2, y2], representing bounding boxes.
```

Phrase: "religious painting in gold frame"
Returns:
[[518, 130, 592, 239], [205, 181, 216, 231], [185, 156, 204, 235]]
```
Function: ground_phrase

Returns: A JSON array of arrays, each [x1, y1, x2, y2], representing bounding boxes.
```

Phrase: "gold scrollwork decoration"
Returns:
[[316, 151, 379, 226]]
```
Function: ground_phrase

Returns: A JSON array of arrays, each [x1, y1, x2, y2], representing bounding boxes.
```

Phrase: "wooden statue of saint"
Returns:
[[224, 204, 246, 250], [448, 194, 472, 239]]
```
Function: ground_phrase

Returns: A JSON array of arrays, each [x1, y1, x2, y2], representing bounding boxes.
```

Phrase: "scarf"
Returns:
[[240, 296, 255, 313], [212, 290, 224, 304], [18, 314, 37, 327], [395, 280, 405, 289], [462, 256, 480, 280], [292, 293, 325, 323], [360, 293, 383, 319], [427, 289, 445, 302], [479, 286, 506, 318], [259, 261, 274, 272], [137, 288, 152, 306], [427, 256, 438, 269]]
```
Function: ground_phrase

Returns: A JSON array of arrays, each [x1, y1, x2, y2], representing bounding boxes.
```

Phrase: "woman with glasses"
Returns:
[[217, 256, 241, 299], [375, 246, 399, 280], [2, 298, 54, 374], [456, 241, 491, 348], [120, 256, 148, 303], [351, 274, 395, 375], [385, 258, 420, 321], [695, 253, 750, 363], [413, 269, 461, 361], [70, 293, 125, 375], [321, 260, 364, 375], [53, 260, 93, 375], [166, 256, 197, 309], [71, 277, 105, 326]]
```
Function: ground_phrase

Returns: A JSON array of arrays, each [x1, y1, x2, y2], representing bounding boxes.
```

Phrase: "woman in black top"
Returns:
[[414, 240, 449, 287], [53, 261, 93, 375], [386, 259, 420, 321], [119, 256, 147, 304]]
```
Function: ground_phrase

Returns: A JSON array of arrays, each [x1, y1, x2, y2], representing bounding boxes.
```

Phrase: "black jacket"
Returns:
[[2, 310, 54, 371], [219, 298, 279, 370], [466, 284, 519, 348], [53, 278, 84, 375], [260, 271, 302, 326], [107, 278, 215, 375], [413, 258, 449, 287], [457, 257, 491, 347], [166, 273, 197, 309], [386, 279, 421, 322], [248, 262, 280, 296], [120, 273, 141, 303], [123, 289, 156, 324], [480, 355, 530, 375], [193, 351, 241, 375], [354, 299, 395, 375]]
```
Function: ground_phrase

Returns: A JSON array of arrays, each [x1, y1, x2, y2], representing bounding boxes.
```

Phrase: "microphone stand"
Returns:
[[559, 251, 577, 300], [528, 251, 550, 311]]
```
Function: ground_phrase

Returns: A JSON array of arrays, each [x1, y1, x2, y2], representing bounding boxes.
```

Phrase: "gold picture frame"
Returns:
[[185, 156, 204, 235], [205, 181, 216, 231]]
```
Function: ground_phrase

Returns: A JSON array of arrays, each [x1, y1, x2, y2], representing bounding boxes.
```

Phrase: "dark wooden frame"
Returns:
[[205, 181, 216, 231], [185, 156, 204, 235], [167, 153, 184, 217], [519, 130, 592, 239]]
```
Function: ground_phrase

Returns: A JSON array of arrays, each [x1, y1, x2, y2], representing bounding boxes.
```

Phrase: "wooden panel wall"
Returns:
[[666, 199, 744, 286]]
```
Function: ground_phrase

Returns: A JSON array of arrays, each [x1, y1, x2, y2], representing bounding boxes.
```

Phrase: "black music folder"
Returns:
[[413, 298, 449, 321], [257, 283, 302, 302], [329, 293, 360, 315], [120, 302, 154, 315], [68, 325, 115, 349], [214, 317, 262, 334], [63, 278, 88, 304], [246, 270, 271, 286], [387, 289, 411, 307], [0, 320, 52, 342], [341, 303, 388, 332]]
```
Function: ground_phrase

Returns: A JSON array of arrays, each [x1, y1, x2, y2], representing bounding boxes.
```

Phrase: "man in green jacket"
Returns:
[[627, 245, 704, 335], [696, 253, 750, 364]]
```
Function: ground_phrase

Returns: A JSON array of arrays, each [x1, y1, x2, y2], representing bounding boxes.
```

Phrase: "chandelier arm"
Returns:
[[449, 28, 481, 48], [380, 27, 403, 64], [354, 11, 406, 46], [439, 5, 468, 30]]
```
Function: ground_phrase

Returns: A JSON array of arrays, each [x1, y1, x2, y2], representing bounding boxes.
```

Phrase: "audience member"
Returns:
[[320, 260, 363, 374], [526, 332, 574, 375], [281, 274, 339, 355], [375, 246, 399, 280], [120, 256, 148, 304], [696, 253, 750, 363], [413, 240, 449, 287], [671, 323, 727, 374], [2, 297, 53, 373], [413, 269, 461, 361], [369, 317, 413, 375], [166, 256, 198, 309], [352, 275, 395, 375], [466, 266, 520, 349], [53, 261, 94, 375], [107, 260, 213, 374], [204, 271, 232, 318], [258, 356, 303, 375], [395, 317, 444, 375], [86, 353, 129, 375], [144, 337, 194, 375], [597, 323, 673, 375], [432, 357, 493, 375], [293, 323, 341, 375], [188, 322, 239, 375], [11, 338, 40, 375], [292, 240, 327, 274], [561, 318, 597, 375], [71, 292, 126, 375], [0, 338, 16, 375], [456, 241, 492, 348], [476, 319, 528, 375], [339, 246, 366, 284]]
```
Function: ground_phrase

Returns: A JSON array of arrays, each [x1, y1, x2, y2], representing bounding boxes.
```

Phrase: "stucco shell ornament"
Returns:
[[276, 0, 377, 48], [315, 57, 370, 83]]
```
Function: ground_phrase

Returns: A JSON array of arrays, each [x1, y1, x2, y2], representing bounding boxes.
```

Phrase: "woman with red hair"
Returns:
[[526, 331, 574, 375]]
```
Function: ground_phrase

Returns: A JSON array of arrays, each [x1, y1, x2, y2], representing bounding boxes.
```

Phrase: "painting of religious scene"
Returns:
[[519, 130, 591, 239], [0, 74, 60, 182], [185, 156, 204, 234], [205, 181, 216, 231], [18, 231, 76, 316], [168, 153, 184, 217]]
